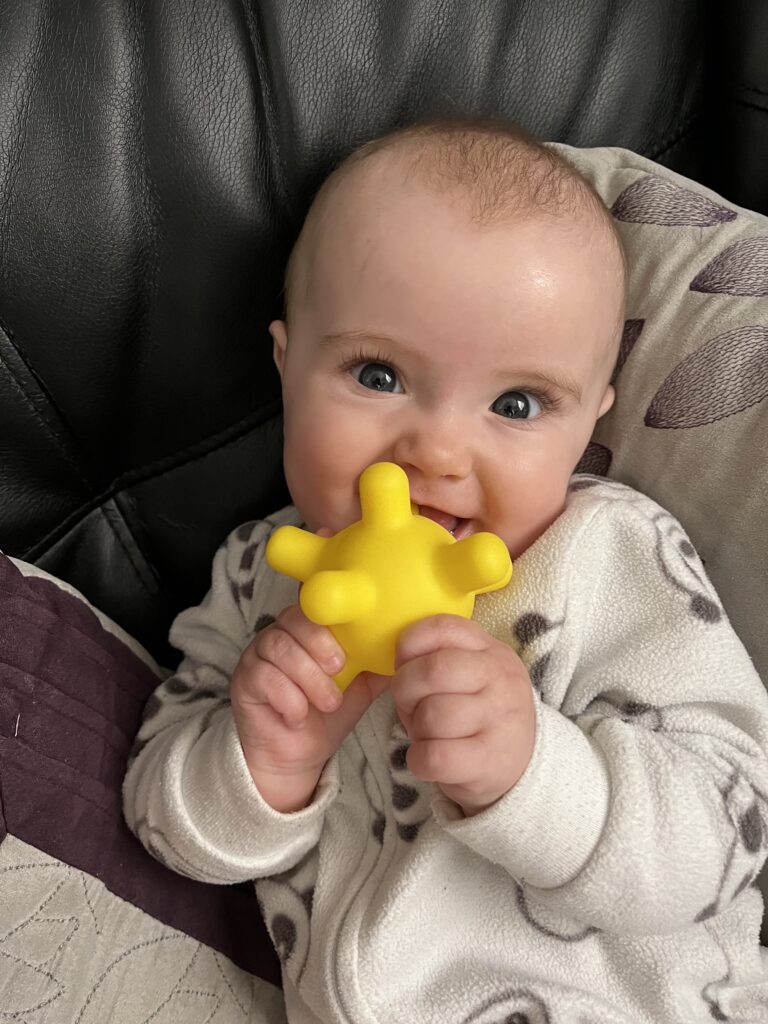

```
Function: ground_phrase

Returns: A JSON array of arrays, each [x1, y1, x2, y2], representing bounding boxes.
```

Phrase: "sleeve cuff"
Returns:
[[432, 698, 611, 888], [178, 709, 339, 875]]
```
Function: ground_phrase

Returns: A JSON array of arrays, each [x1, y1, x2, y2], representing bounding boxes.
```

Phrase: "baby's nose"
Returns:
[[392, 418, 472, 480]]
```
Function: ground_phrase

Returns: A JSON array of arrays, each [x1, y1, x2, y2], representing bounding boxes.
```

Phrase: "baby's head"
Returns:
[[270, 119, 625, 558]]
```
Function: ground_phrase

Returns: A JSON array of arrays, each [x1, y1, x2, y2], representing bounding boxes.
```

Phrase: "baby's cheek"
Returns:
[[285, 456, 354, 533], [496, 486, 568, 558]]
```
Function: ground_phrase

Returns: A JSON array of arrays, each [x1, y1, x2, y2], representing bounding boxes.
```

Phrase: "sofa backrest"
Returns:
[[0, 0, 761, 664]]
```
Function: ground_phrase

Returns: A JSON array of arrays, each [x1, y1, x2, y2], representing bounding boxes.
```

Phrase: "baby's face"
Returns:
[[270, 172, 621, 558]]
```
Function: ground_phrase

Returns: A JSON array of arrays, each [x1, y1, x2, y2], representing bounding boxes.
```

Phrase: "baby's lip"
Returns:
[[417, 504, 470, 538]]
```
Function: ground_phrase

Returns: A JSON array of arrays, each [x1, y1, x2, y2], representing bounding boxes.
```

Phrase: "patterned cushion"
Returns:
[[0, 555, 284, 1023], [561, 145, 768, 692]]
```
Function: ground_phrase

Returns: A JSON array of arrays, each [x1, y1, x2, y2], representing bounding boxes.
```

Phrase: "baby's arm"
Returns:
[[122, 515, 342, 883], [435, 496, 768, 935]]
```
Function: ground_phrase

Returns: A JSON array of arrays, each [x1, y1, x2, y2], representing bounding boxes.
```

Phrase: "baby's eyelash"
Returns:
[[336, 348, 563, 414], [515, 387, 562, 413], [337, 347, 395, 374], [492, 385, 563, 417]]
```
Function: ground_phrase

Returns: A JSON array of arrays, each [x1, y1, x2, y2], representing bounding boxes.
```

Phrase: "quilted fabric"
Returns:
[[0, 836, 286, 1023], [0, 555, 284, 1019]]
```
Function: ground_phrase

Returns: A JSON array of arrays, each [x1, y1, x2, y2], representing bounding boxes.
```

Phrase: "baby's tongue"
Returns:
[[418, 505, 460, 534]]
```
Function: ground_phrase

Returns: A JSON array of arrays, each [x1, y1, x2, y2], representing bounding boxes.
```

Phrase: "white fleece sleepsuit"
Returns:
[[123, 476, 768, 1023]]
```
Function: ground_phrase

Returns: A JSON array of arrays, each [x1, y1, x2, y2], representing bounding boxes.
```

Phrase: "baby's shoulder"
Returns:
[[562, 474, 685, 541], [544, 474, 704, 578], [227, 505, 302, 550], [210, 504, 299, 591], [217, 505, 302, 631], [556, 475, 717, 605], [566, 474, 666, 519]]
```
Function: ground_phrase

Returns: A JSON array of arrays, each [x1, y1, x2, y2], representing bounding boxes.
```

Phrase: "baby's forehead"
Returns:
[[318, 176, 621, 309], [290, 139, 626, 344], [318, 146, 615, 253], [317, 149, 419, 225]]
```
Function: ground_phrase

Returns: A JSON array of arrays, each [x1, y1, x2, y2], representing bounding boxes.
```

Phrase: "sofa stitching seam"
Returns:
[[19, 405, 281, 563]]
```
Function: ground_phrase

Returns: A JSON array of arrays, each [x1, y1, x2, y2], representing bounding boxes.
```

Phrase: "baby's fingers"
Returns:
[[248, 660, 311, 730], [275, 606, 345, 678], [257, 610, 343, 713]]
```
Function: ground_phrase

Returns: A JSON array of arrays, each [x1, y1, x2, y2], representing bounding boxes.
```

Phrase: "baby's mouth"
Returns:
[[418, 505, 470, 539]]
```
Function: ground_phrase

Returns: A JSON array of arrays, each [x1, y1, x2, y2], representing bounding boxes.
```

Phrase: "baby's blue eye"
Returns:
[[491, 390, 542, 420], [353, 362, 402, 393]]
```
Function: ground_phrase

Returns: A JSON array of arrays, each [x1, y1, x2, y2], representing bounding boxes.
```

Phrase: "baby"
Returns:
[[124, 119, 768, 1023]]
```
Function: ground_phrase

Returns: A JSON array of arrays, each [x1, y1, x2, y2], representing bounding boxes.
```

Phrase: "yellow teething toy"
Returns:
[[265, 462, 513, 690]]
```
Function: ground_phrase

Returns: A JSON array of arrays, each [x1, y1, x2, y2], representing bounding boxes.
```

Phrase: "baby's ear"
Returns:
[[269, 320, 289, 375], [598, 384, 615, 418]]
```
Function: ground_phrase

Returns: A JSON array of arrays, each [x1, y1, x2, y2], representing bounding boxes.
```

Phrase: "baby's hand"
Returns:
[[388, 615, 536, 816], [230, 604, 387, 813]]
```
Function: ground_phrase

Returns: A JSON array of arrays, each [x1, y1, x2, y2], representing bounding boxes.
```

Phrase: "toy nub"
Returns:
[[265, 462, 513, 690]]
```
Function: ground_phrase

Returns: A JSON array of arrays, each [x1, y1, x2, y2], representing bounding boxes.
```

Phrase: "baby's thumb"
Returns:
[[357, 671, 391, 700], [333, 670, 390, 735]]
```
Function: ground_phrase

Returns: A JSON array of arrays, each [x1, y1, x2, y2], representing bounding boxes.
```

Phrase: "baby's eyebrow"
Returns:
[[321, 329, 403, 349], [499, 368, 583, 403]]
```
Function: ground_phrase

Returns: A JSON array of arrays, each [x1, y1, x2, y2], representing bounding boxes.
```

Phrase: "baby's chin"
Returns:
[[299, 518, 332, 536]]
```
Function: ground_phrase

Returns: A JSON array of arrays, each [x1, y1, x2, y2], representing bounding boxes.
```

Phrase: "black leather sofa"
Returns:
[[2, 0, 766, 668]]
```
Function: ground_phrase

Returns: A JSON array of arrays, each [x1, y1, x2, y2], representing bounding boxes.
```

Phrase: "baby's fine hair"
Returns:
[[284, 116, 626, 322]]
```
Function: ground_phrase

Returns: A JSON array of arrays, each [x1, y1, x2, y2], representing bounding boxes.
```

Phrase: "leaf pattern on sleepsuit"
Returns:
[[461, 985, 552, 1023], [611, 175, 737, 226], [610, 319, 644, 384], [645, 326, 768, 428], [255, 847, 319, 984], [690, 236, 768, 295], [515, 884, 597, 945]]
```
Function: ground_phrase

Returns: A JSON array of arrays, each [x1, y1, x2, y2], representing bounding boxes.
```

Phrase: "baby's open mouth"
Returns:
[[418, 505, 470, 539]]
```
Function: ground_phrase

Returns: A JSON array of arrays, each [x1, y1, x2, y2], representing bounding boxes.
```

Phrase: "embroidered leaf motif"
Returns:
[[0, 866, 71, 1015], [611, 175, 737, 225], [645, 326, 768, 428], [75, 936, 200, 1024], [690, 236, 768, 295], [575, 442, 612, 475], [611, 319, 644, 383]]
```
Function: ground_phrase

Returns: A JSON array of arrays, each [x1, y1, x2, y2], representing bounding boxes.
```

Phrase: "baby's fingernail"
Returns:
[[327, 653, 344, 674]]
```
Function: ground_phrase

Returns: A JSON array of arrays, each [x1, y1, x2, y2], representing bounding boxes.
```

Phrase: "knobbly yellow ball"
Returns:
[[265, 462, 512, 690]]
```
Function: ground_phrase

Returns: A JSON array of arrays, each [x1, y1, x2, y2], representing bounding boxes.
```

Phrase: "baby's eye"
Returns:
[[352, 361, 403, 394], [491, 390, 542, 420]]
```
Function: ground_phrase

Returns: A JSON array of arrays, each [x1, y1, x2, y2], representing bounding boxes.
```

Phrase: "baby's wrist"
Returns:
[[449, 785, 511, 819], [247, 762, 324, 813]]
